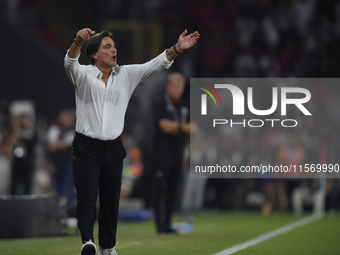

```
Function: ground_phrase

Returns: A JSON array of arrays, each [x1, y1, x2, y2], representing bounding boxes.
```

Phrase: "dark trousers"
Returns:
[[55, 165, 76, 205], [11, 163, 33, 195], [72, 132, 126, 249], [153, 153, 182, 232]]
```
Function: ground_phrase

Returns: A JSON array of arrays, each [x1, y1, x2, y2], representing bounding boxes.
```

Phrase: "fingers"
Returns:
[[84, 28, 95, 34], [186, 31, 199, 45], [76, 28, 96, 44], [190, 32, 200, 44], [85, 28, 96, 37], [177, 30, 199, 51], [189, 31, 199, 38]]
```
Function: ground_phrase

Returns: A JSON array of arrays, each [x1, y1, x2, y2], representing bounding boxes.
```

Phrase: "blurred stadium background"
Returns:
[[0, 0, 340, 254]]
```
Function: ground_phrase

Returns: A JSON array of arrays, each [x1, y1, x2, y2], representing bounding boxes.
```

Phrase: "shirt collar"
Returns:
[[92, 64, 119, 79]]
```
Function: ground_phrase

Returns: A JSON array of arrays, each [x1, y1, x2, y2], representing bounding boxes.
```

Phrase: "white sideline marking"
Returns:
[[212, 213, 323, 255]]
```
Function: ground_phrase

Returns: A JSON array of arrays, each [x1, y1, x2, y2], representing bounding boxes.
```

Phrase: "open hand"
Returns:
[[176, 30, 200, 51]]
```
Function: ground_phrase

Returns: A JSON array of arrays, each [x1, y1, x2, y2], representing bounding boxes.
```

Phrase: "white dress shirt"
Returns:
[[64, 50, 173, 140]]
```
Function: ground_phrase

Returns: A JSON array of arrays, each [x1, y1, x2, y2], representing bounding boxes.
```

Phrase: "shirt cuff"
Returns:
[[65, 49, 81, 61], [161, 49, 174, 69]]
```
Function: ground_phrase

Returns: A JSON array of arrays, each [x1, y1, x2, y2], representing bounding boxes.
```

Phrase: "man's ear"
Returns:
[[92, 53, 98, 60]]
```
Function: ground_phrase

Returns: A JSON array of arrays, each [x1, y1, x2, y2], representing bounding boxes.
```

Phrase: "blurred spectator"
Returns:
[[291, 179, 323, 215], [152, 72, 191, 234], [121, 134, 144, 199], [9, 114, 37, 195], [46, 109, 76, 205]]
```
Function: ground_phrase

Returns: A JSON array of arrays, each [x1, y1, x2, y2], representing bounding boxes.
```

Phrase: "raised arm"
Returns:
[[166, 30, 200, 62], [67, 28, 96, 58]]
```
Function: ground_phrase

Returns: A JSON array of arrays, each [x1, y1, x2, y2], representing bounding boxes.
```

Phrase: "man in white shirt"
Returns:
[[64, 28, 199, 255]]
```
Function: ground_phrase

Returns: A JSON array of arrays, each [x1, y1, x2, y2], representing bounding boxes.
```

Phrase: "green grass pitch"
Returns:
[[0, 212, 339, 255]]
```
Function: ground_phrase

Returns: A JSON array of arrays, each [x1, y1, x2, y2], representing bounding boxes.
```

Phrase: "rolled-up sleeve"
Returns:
[[64, 50, 87, 88]]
